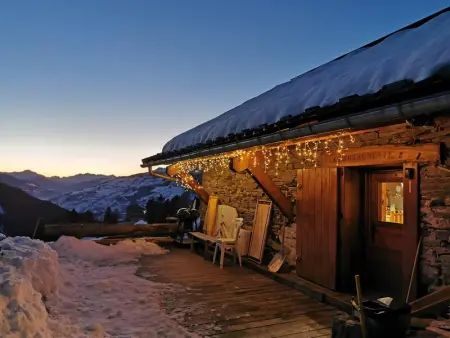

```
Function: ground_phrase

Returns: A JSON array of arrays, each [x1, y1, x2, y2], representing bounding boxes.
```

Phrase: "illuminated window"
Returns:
[[379, 182, 404, 224]]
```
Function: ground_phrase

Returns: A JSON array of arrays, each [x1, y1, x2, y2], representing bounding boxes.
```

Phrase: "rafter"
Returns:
[[165, 166, 210, 204], [231, 151, 294, 222]]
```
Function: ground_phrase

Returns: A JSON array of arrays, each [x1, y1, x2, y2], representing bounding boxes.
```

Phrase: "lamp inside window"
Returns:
[[379, 182, 404, 224]]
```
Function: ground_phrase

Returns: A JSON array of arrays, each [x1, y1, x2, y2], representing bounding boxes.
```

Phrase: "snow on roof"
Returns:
[[163, 10, 450, 154]]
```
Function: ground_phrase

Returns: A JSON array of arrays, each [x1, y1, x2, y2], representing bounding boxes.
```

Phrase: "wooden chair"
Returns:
[[213, 218, 244, 268]]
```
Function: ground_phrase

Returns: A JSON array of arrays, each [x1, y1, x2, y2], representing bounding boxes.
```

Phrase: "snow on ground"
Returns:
[[0, 236, 199, 338]]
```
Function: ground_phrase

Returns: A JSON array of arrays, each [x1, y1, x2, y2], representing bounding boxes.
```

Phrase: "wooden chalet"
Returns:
[[142, 8, 450, 304]]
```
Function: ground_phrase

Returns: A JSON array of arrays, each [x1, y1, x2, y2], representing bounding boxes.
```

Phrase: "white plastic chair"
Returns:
[[213, 218, 244, 268]]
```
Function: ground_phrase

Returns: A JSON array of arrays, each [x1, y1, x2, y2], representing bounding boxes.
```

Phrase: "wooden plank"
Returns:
[[304, 168, 315, 284], [296, 169, 304, 273], [224, 309, 337, 332], [231, 152, 294, 222], [320, 168, 328, 288], [339, 168, 362, 291], [403, 162, 419, 302], [204, 195, 219, 235], [218, 313, 334, 337], [248, 201, 272, 263], [315, 168, 323, 286], [137, 248, 334, 337], [409, 285, 450, 316], [328, 168, 338, 290], [281, 328, 331, 337], [321, 144, 440, 167]]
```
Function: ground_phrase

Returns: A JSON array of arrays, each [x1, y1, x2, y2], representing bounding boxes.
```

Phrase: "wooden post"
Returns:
[[165, 165, 210, 204], [355, 275, 368, 338]]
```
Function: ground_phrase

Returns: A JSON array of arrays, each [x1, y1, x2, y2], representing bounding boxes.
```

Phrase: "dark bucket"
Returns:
[[353, 300, 411, 338]]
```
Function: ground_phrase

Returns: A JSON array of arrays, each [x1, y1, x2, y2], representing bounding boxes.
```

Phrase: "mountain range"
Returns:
[[0, 169, 192, 221], [0, 170, 114, 200]]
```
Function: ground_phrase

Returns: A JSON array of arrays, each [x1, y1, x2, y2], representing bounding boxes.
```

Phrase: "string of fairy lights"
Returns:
[[172, 132, 356, 189]]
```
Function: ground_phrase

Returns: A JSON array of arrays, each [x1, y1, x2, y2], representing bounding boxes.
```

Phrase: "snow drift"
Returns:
[[0, 237, 59, 337], [0, 236, 197, 338]]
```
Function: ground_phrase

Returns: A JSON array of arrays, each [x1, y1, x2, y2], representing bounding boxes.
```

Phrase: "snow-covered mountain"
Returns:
[[50, 172, 193, 220], [2, 170, 113, 200], [2, 169, 194, 221]]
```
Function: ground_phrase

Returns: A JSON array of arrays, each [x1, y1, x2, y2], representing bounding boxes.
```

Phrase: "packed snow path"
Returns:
[[0, 236, 199, 338]]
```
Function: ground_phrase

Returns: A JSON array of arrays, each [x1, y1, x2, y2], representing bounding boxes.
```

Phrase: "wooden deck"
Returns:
[[136, 248, 339, 337]]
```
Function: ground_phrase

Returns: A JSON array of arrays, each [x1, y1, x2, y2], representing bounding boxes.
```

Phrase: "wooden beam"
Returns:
[[410, 285, 450, 316], [231, 152, 294, 222], [151, 166, 210, 204], [321, 144, 440, 167]]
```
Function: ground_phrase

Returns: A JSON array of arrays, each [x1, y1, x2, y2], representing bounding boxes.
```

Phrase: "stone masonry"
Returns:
[[199, 115, 450, 295]]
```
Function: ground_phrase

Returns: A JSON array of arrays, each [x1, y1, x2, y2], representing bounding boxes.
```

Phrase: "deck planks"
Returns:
[[136, 248, 337, 337]]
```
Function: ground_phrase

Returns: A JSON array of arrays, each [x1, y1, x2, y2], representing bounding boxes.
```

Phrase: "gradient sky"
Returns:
[[0, 0, 448, 177]]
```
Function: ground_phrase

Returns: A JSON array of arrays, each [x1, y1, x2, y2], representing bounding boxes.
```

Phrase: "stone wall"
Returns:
[[201, 164, 297, 265], [199, 116, 450, 294], [420, 165, 450, 293]]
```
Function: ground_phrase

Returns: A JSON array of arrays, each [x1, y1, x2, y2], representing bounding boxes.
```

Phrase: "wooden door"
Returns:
[[365, 170, 404, 297], [296, 168, 338, 290]]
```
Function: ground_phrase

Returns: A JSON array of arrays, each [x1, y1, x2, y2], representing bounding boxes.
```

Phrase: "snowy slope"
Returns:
[[50, 173, 192, 220], [163, 11, 450, 153]]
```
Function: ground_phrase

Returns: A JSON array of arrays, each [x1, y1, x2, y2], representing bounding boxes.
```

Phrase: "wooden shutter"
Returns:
[[296, 168, 338, 289]]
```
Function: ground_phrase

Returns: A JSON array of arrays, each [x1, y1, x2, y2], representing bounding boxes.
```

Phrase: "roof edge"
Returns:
[[141, 91, 450, 168]]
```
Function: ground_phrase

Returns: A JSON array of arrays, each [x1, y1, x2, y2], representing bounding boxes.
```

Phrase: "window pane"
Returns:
[[379, 182, 404, 224]]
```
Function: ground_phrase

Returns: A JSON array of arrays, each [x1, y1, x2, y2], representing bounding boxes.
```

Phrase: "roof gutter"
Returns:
[[142, 91, 450, 167]]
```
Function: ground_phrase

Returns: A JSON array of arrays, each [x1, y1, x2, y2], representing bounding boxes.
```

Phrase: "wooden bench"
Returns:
[[189, 195, 219, 258], [190, 231, 217, 259]]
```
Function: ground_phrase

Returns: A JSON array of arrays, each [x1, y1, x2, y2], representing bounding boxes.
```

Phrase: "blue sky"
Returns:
[[0, 0, 448, 176]]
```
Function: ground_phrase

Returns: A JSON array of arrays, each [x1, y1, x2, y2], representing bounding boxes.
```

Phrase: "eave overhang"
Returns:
[[141, 90, 450, 168]]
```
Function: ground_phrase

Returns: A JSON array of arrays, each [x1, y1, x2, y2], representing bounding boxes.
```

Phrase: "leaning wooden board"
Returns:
[[410, 285, 450, 317], [248, 200, 272, 264], [204, 195, 219, 236]]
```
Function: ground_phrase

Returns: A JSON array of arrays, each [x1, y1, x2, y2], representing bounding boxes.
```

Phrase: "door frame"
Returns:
[[402, 162, 420, 302], [361, 163, 419, 301], [364, 169, 404, 296]]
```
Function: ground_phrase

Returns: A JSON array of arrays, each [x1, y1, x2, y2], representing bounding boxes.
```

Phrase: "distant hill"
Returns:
[[0, 183, 69, 237]]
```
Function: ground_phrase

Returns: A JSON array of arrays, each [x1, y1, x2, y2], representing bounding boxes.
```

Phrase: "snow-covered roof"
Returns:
[[162, 9, 450, 154]]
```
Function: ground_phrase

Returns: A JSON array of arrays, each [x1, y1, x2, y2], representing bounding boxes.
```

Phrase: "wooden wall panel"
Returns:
[[296, 168, 338, 290], [296, 170, 304, 270], [403, 162, 420, 302], [328, 168, 338, 289], [339, 168, 362, 291]]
